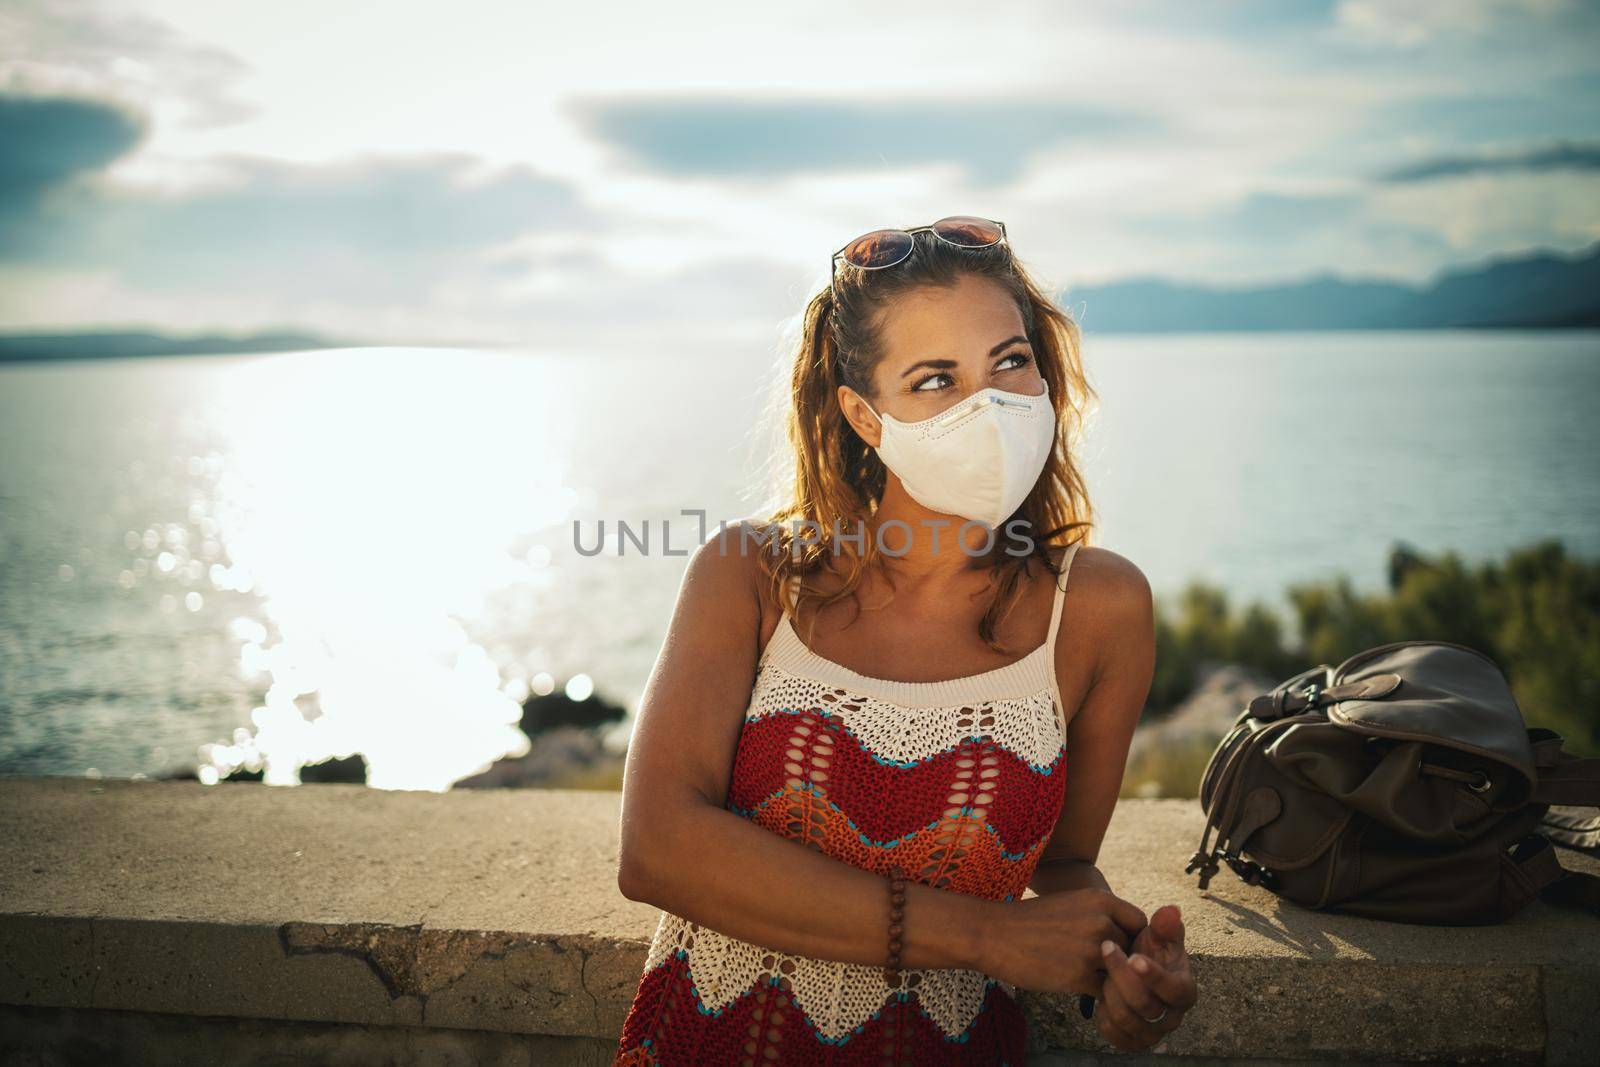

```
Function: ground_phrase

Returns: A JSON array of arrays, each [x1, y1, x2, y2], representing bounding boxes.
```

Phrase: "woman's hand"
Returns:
[[1093, 903, 1196, 1052], [978, 888, 1147, 998]]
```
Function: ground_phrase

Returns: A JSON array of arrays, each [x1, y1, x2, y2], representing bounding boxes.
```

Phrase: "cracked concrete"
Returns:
[[279, 922, 536, 1002], [2, 777, 1597, 1064]]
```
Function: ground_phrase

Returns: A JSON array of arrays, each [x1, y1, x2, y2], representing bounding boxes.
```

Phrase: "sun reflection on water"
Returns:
[[188, 346, 580, 791]]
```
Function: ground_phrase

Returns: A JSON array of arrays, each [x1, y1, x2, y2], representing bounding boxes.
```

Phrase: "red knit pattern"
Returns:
[[613, 673, 1068, 1065], [728, 708, 1069, 893], [614, 949, 1029, 1066]]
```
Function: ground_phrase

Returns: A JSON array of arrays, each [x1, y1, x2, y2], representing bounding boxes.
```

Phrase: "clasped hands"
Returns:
[[1088, 902, 1196, 1052]]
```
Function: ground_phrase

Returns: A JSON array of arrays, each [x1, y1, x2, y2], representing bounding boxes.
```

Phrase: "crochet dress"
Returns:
[[613, 542, 1081, 1066]]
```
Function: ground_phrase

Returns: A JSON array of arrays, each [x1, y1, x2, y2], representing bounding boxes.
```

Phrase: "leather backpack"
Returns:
[[1186, 639, 1600, 924]]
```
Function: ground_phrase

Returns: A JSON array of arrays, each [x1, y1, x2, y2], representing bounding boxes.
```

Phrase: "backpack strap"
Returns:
[[1247, 672, 1401, 719], [1526, 730, 1600, 849], [1542, 863, 1600, 914], [1529, 730, 1600, 807], [1502, 834, 1600, 919], [1534, 757, 1600, 806]]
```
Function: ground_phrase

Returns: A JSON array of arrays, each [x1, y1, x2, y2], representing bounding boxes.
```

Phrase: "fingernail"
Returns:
[[1100, 939, 1115, 956], [1132, 956, 1151, 975]]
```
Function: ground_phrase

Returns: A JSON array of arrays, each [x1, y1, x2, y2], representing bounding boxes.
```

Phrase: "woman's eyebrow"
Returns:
[[897, 336, 1031, 379], [899, 358, 957, 379]]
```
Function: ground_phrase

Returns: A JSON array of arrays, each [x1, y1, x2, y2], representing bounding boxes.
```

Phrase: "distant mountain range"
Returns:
[[0, 329, 357, 363], [1062, 242, 1600, 333], [1, 243, 1596, 361]]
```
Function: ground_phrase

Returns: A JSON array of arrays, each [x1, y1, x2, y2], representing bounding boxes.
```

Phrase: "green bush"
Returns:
[[1148, 539, 1600, 756], [1149, 585, 1301, 711]]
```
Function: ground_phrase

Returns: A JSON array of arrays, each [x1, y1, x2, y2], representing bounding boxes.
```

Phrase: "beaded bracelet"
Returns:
[[884, 864, 907, 985]]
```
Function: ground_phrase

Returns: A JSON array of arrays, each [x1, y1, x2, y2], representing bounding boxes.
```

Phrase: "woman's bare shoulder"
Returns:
[[1052, 543, 1156, 726], [1064, 544, 1155, 676], [1065, 543, 1153, 613], [680, 517, 783, 613]]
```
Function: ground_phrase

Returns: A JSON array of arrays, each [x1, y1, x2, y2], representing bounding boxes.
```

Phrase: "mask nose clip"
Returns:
[[863, 379, 1057, 529]]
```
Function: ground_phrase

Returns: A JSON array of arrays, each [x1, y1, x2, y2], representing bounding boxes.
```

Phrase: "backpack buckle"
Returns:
[[1185, 849, 1220, 890], [1300, 682, 1322, 710]]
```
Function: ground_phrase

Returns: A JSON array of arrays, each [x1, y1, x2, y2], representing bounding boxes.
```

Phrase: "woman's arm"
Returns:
[[1026, 547, 1156, 899], [1013, 547, 1201, 1048], [1030, 857, 1112, 895], [952, 547, 1158, 996], [615, 525, 990, 971]]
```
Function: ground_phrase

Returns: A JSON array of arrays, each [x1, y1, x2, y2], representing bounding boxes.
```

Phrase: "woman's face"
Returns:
[[838, 273, 1044, 447]]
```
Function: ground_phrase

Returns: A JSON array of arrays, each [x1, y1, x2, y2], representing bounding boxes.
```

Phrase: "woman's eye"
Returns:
[[912, 373, 953, 392], [996, 350, 1033, 370]]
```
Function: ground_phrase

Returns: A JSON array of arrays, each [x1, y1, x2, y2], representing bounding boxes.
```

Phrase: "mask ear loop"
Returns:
[[847, 388, 886, 434]]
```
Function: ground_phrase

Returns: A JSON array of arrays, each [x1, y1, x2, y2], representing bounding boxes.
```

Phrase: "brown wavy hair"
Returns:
[[755, 226, 1098, 655]]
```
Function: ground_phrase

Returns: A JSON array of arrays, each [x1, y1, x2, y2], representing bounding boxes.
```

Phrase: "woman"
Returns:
[[612, 216, 1197, 1065]]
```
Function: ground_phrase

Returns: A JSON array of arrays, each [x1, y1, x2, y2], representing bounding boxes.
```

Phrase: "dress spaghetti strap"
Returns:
[[1045, 541, 1083, 735]]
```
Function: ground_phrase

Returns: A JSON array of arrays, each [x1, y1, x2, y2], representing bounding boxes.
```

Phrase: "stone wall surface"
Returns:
[[1, 778, 1596, 1065]]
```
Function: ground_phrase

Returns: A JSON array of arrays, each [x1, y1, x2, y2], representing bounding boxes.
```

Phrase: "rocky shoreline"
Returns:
[[157, 662, 1275, 798], [162, 687, 631, 791]]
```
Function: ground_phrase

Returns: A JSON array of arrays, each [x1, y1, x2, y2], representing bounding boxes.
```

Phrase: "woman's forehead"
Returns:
[[875, 277, 1026, 362]]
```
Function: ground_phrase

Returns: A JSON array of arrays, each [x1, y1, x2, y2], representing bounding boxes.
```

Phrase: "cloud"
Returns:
[[1362, 79, 1600, 149], [568, 96, 1161, 186], [97, 154, 597, 304], [1379, 140, 1600, 182], [0, 245, 813, 352], [0, 0, 256, 129], [1113, 189, 1388, 283], [0, 91, 146, 258], [1363, 167, 1600, 256], [1330, 0, 1576, 48], [1124, 190, 1363, 245], [1213, 190, 1364, 235], [0, 90, 601, 311], [1, 2, 1597, 340], [0, 91, 145, 195]]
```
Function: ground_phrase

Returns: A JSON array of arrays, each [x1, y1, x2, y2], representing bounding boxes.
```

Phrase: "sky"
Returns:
[[1, 0, 1598, 350]]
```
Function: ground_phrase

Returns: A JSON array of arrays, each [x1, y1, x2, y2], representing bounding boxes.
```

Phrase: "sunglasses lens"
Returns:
[[932, 216, 1004, 247], [840, 229, 915, 270]]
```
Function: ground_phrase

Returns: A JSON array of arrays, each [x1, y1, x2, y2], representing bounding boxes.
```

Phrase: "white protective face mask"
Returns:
[[857, 382, 1056, 529]]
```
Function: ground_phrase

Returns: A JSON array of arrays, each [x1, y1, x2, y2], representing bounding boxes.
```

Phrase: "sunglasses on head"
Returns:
[[829, 216, 1008, 301]]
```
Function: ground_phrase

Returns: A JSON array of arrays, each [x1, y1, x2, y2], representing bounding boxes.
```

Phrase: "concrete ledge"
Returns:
[[0, 1003, 621, 1067], [1, 778, 1596, 1064]]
